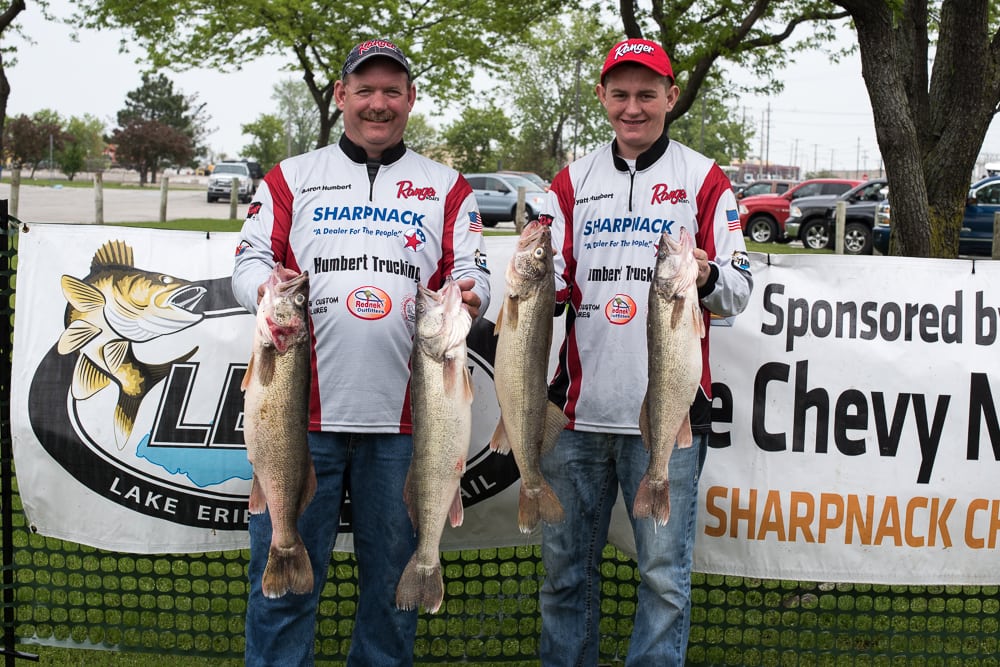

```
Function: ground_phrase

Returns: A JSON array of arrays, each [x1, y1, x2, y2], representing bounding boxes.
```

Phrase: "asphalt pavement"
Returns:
[[0, 175, 249, 225]]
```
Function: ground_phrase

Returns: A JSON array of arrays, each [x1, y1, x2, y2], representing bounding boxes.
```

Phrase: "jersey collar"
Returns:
[[338, 133, 407, 165], [611, 131, 670, 172]]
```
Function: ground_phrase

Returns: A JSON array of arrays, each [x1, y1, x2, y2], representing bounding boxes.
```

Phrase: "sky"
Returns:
[[9, 2, 1000, 173]]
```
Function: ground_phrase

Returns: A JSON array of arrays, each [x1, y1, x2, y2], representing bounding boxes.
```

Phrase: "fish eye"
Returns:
[[533, 247, 545, 259], [160, 275, 174, 285], [294, 294, 306, 306]]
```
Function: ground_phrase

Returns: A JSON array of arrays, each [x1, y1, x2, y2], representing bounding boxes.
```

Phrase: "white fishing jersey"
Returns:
[[543, 135, 753, 434], [232, 135, 491, 434]]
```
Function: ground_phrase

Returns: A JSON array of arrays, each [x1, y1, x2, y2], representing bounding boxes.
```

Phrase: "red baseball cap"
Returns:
[[601, 39, 673, 81]]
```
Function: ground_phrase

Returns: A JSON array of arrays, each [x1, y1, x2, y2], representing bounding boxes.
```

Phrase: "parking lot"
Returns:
[[0, 178, 249, 225], [0, 179, 522, 229]]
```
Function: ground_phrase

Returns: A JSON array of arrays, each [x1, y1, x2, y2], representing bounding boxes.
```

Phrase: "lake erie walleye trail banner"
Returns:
[[10, 224, 1000, 584]]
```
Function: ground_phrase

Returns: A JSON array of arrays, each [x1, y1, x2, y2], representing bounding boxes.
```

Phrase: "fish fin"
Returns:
[[669, 295, 687, 329], [489, 418, 511, 455], [241, 353, 256, 392], [395, 559, 444, 613], [248, 473, 267, 514], [57, 320, 102, 354], [402, 468, 417, 529], [633, 476, 671, 527], [693, 304, 706, 338], [460, 365, 474, 404], [638, 397, 652, 451], [60, 275, 106, 313], [101, 339, 131, 372], [113, 395, 141, 449], [91, 240, 135, 271], [492, 305, 504, 335], [256, 348, 276, 387], [145, 347, 199, 386], [541, 401, 569, 453], [262, 541, 314, 598], [506, 295, 519, 329], [677, 413, 694, 448], [518, 482, 564, 534], [71, 355, 112, 400], [449, 487, 464, 528], [443, 356, 474, 404], [300, 455, 317, 514]]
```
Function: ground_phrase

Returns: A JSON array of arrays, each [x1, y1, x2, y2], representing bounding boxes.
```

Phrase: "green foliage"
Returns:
[[403, 113, 441, 159], [271, 78, 321, 155], [73, 0, 569, 147], [112, 74, 206, 183], [3, 110, 65, 178], [667, 83, 754, 165], [498, 11, 614, 176], [240, 114, 286, 171], [64, 114, 109, 172], [439, 105, 513, 174]]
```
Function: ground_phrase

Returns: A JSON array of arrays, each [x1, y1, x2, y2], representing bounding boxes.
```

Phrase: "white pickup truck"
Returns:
[[207, 162, 258, 203]]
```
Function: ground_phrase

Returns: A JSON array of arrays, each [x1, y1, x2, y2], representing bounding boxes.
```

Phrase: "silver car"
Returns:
[[465, 172, 548, 226]]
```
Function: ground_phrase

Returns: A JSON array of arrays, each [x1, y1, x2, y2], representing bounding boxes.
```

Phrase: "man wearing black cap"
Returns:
[[537, 39, 753, 665], [233, 38, 491, 666]]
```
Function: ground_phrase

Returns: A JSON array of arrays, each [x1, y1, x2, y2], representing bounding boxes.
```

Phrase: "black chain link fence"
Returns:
[[2, 224, 999, 665]]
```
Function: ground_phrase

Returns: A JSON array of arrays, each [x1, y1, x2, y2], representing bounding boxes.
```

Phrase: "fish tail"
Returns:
[[395, 559, 444, 613], [633, 475, 671, 527], [518, 482, 564, 533], [261, 541, 314, 598]]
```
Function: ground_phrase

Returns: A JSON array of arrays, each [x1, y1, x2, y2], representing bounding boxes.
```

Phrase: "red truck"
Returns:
[[738, 178, 862, 244]]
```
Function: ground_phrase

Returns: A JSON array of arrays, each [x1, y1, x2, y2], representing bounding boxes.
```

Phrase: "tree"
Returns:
[[830, 1, 1000, 258], [668, 84, 754, 167], [113, 73, 207, 183], [439, 105, 514, 174], [241, 114, 285, 172], [111, 119, 193, 185], [61, 114, 107, 177], [3, 111, 63, 178], [0, 0, 27, 160], [74, 0, 567, 148], [272, 78, 320, 158], [498, 11, 616, 178], [403, 114, 441, 159]]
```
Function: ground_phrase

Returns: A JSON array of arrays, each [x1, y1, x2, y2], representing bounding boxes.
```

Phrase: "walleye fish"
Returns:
[[57, 240, 205, 448], [396, 279, 473, 613], [241, 263, 316, 598], [490, 221, 568, 533], [635, 227, 705, 527]]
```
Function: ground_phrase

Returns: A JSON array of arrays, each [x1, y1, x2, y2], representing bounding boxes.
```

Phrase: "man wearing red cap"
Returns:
[[233, 37, 490, 666], [538, 38, 753, 665]]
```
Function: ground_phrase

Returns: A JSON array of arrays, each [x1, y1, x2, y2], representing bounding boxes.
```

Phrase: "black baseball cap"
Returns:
[[341, 39, 412, 79]]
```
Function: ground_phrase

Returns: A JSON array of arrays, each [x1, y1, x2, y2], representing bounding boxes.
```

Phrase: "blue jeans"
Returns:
[[539, 430, 707, 667], [245, 432, 418, 667]]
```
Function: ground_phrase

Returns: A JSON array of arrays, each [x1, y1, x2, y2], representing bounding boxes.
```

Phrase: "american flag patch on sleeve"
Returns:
[[469, 211, 483, 233], [726, 209, 741, 232]]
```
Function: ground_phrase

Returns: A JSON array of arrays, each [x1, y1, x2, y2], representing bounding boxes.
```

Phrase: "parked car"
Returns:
[[738, 178, 862, 243], [819, 182, 890, 254], [465, 172, 548, 226], [734, 178, 798, 199], [207, 161, 257, 203], [785, 178, 889, 250], [873, 176, 1000, 256]]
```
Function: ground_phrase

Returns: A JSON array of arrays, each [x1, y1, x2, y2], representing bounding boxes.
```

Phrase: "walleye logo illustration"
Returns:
[[57, 241, 205, 448], [28, 239, 256, 531]]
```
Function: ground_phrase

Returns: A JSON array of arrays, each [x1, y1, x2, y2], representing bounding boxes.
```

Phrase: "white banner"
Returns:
[[10, 225, 1000, 583], [698, 253, 1000, 584]]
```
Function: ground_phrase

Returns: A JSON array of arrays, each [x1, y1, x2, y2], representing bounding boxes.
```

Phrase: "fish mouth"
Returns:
[[165, 285, 208, 313]]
